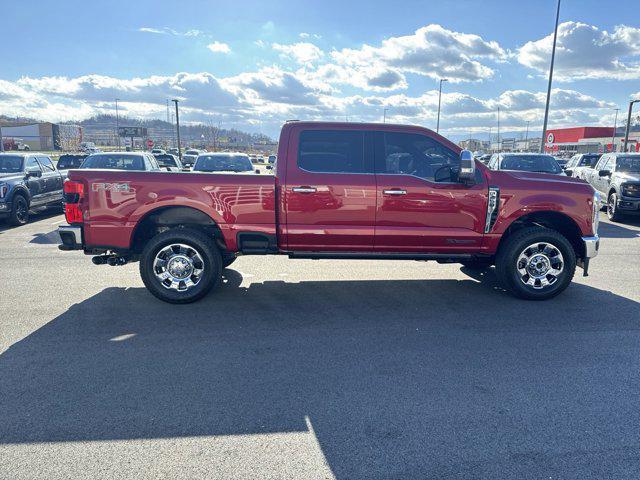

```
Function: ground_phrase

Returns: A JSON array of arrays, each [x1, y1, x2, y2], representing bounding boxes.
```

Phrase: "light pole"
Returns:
[[611, 108, 620, 152], [497, 107, 501, 152], [540, 0, 561, 153], [383, 108, 389, 123], [115, 98, 121, 151], [172, 99, 182, 160], [525, 120, 530, 151], [623, 99, 639, 153], [0, 123, 4, 152], [436, 78, 447, 134]]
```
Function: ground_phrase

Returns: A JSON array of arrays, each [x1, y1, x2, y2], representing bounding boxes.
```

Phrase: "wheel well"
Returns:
[[130, 206, 227, 254], [11, 189, 29, 205], [608, 187, 617, 199], [498, 211, 585, 259]]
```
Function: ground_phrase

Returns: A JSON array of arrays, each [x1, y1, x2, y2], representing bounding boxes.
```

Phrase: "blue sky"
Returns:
[[2, 0, 640, 138]]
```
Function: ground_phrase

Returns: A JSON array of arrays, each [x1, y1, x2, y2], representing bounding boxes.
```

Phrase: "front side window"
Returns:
[[376, 132, 460, 182], [581, 154, 600, 167], [25, 157, 41, 171], [298, 130, 366, 173], [38, 156, 55, 171]]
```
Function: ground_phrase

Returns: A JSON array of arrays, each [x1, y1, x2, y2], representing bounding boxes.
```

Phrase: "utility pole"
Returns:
[[0, 123, 4, 152], [611, 108, 620, 152], [525, 121, 530, 151], [172, 99, 182, 160], [383, 108, 388, 123], [623, 100, 639, 153], [436, 78, 447, 133], [540, 0, 561, 153], [115, 98, 121, 151]]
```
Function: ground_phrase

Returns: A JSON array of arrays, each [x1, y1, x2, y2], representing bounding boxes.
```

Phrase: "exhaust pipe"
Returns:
[[92, 255, 108, 265], [92, 255, 128, 266]]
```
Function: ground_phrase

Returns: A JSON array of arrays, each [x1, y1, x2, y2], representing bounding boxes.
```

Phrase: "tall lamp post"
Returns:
[[623, 99, 640, 153], [0, 123, 4, 152], [383, 108, 389, 123], [436, 78, 447, 134], [172, 99, 182, 160], [525, 120, 530, 151], [611, 108, 620, 152], [540, 0, 561, 153], [115, 98, 121, 151]]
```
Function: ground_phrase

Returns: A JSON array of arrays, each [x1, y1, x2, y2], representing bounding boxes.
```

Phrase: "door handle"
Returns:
[[292, 186, 317, 193], [383, 189, 407, 195]]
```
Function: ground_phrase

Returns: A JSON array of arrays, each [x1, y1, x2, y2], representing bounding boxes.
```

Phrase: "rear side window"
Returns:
[[376, 132, 460, 182], [298, 130, 366, 173]]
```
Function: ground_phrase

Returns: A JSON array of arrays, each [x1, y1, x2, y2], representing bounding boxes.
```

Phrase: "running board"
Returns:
[[287, 251, 478, 261]]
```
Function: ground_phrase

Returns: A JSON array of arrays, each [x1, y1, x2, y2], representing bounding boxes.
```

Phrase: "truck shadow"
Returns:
[[2, 270, 640, 478], [598, 220, 640, 238]]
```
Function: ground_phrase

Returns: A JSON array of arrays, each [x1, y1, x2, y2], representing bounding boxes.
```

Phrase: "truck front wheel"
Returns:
[[495, 227, 576, 300], [139, 228, 222, 304]]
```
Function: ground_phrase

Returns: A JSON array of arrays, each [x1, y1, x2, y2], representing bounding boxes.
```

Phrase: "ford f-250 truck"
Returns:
[[58, 122, 600, 304]]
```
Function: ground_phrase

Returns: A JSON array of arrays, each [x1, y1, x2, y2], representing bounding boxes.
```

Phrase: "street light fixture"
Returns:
[[623, 99, 640, 152], [540, 0, 561, 153], [436, 78, 448, 134]]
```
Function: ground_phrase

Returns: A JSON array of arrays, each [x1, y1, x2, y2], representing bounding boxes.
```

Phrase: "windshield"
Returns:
[[0, 155, 24, 173], [501, 155, 562, 174], [194, 155, 254, 172], [57, 155, 86, 169], [155, 155, 177, 168], [81, 154, 145, 170], [185, 150, 199, 155], [617, 156, 640, 173], [580, 155, 600, 167]]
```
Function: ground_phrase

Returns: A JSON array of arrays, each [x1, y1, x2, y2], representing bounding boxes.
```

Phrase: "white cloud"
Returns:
[[300, 32, 321, 39], [272, 42, 324, 65], [518, 22, 640, 81], [207, 41, 231, 54], [138, 27, 204, 37]]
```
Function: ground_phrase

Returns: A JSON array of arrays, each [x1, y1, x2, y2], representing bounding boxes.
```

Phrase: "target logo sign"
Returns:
[[546, 132, 555, 144]]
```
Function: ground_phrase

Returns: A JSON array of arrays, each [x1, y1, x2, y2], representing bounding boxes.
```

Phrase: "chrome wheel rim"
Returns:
[[608, 195, 615, 218], [15, 200, 28, 223], [153, 243, 204, 292], [516, 242, 564, 289]]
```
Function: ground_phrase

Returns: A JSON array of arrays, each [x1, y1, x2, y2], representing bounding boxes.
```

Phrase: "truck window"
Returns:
[[25, 157, 41, 171], [376, 132, 459, 182], [298, 130, 366, 173], [38, 156, 55, 171]]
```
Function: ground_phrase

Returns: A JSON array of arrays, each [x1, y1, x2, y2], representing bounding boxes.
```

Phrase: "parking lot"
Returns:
[[0, 210, 638, 479]]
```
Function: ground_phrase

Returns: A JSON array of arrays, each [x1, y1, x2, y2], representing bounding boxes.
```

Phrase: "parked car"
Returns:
[[487, 153, 565, 175], [478, 154, 492, 165], [193, 153, 259, 174], [16, 142, 30, 151], [268, 155, 277, 164], [80, 152, 162, 171], [181, 149, 200, 167], [56, 154, 88, 172], [151, 148, 166, 156], [0, 153, 64, 225], [586, 152, 640, 222], [154, 154, 183, 172], [58, 121, 600, 304], [564, 153, 601, 181]]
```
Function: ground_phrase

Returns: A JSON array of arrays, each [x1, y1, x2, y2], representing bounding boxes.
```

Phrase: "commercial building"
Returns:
[[0, 122, 83, 151], [544, 126, 640, 154]]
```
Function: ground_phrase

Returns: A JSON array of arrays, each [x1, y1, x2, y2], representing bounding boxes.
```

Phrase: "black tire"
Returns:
[[607, 193, 625, 222], [495, 226, 576, 300], [139, 228, 222, 304], [9, 194, 29, 226], [222, 255, 237, 268]]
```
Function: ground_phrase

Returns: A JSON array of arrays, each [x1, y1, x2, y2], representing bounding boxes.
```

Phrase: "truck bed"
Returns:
[[67, 169, 276, 251]]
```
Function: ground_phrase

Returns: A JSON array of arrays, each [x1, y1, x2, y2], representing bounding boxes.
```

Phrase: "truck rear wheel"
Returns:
[[139, 228, 222, 304], [495, 227, 576, 300]]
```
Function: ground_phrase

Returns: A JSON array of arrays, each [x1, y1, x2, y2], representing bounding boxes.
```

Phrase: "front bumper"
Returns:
[[0, 201, 11, 218], [616, 195, 640, 213], [58, 225, 83, 250], [579, 235, 599, 276]]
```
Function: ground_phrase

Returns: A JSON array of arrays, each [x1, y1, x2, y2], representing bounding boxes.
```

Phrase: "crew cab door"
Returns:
[[23, 156, 45, 206], [592, 154, 613, 194], [373, 130, 487, 252], [283, 127, 376, 251], [37, 156, 63, 205]]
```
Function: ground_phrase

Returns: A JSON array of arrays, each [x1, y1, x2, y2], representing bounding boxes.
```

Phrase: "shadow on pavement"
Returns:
[[598, 220, 640, 239], [0, 208, 63, 234], [2, 269, 640, 478]]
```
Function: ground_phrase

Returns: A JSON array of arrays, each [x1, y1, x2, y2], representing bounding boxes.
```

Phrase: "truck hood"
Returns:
[[502, 170, 588, 187], [613, 172, 640, 182], [0, 172, 25, 182]]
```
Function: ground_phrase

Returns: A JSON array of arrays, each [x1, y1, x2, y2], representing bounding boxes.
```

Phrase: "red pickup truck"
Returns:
[[58, 121, 600, 303]]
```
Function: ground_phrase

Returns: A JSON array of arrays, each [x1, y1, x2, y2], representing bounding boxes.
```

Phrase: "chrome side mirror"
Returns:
[[458, 149, 475, 183]]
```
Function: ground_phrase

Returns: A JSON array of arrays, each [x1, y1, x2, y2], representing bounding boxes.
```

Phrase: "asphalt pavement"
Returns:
[[1, 210, 639, 479]]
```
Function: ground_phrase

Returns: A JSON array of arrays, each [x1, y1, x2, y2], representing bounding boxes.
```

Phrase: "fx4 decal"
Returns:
[[92, 182, 133, 193]]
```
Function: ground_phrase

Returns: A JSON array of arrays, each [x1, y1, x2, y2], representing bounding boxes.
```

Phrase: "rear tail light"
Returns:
[[64, 180, 85, 224]]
